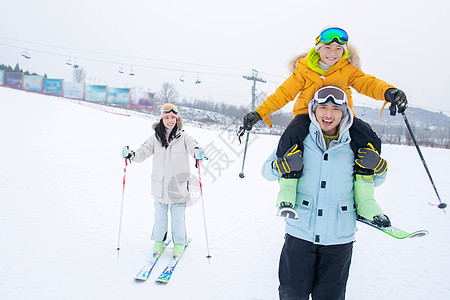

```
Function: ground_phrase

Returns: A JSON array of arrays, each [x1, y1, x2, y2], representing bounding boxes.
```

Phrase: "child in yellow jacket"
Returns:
[[244, 27, 407, 227]]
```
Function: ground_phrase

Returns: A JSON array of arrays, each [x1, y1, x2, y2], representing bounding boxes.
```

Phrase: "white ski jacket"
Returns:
[[132, 129, 200, 204]]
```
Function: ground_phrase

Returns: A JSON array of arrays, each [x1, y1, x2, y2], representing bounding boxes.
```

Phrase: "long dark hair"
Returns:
[[155, 119, 178, 148]]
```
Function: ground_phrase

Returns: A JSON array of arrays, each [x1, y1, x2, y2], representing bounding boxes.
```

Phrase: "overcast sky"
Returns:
[[2, 0, 450, 115]]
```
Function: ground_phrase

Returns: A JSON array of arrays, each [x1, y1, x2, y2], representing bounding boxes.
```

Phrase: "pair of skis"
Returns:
[[134, 239, 190, 284]]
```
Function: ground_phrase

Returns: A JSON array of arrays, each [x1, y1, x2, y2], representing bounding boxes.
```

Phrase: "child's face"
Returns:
[[162, 115, 177, 130], [314, 104, 343, 136], [318, 43, 345, 66]]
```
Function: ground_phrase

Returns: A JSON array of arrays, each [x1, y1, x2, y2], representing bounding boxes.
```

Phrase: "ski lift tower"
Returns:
[[243, 69, 266, 111]]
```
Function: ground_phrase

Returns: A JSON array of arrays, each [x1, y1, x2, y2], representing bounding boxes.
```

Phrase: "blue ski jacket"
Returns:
[[262, 101, 386, 246]]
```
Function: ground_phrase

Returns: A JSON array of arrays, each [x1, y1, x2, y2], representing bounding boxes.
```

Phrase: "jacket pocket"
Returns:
[[335, 199, 357, 236], [295, 194, 313, 229], [151, 172, 164, 198], [167, 173, 191, 203]]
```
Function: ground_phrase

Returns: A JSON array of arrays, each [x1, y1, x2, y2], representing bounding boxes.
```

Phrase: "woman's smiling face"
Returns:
[[162, 115, 177, 130]]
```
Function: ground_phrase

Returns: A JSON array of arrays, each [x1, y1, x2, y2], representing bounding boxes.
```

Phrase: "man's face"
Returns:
[[314, 104, 343, 136]]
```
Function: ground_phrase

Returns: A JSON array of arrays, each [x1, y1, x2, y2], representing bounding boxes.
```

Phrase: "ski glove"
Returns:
[[193, 147, 205, 160], [355, 143, 388, 175], [122, 146, 135, 160], [385, 88, 408, 113], [274, 144, 303, 175], [243, 111, 262, 128]]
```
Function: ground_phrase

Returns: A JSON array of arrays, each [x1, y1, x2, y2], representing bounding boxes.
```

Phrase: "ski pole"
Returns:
[[400, 111, 447, 210], [116, 158, 128, 258], [196, 159, 212, 263], [239, 131, 251, 178], [237, 113, 254, 178]]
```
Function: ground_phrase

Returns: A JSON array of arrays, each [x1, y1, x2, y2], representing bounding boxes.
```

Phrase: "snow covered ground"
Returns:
[[1, 87, 449, 299]]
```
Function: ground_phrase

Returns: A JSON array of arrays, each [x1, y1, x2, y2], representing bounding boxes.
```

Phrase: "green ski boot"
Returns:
[[173, 243, 185, 256], [354, 174, 384, 221], [153, 241, 164, 254], [276, 178, 299, 219]]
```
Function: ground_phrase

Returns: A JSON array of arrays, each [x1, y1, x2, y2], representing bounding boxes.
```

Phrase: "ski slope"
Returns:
[[0, 87, 449, 299]]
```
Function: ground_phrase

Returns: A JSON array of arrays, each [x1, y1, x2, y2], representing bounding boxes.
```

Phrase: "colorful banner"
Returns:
[[23, 75, 43, 92], [63, 82, 85, 99], [107, 87, 130, 105], [130, 91, 156, 113], [0, 70, 4, 85], [130, 91, 155, 113], [85, 85, 107, 103], [131, 91, 155, 106], [43, 78, 63, 96], [4, 72, 23, 88]]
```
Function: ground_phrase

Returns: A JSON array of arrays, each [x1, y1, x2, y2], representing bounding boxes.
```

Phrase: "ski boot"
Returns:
[[153, 241, 165, 254], [354, 173, 391, 228], [173, 244, 185, 257], [276, 178, 299, 219]]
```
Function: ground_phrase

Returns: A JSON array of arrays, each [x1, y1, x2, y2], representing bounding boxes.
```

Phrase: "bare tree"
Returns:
[[73, 67, 87, 83], [157, 82, 179, 104]]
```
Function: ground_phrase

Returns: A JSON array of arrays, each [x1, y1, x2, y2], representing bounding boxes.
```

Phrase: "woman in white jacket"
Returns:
[[122, 103, 204, 256]]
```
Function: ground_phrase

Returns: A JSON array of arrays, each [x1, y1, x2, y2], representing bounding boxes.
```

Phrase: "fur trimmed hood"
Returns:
[[287, 43, 361, 73], [152, 115, 184, 131]]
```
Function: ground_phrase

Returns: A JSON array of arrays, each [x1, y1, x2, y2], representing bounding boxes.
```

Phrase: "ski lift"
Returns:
[[66, 57, 73, 66], [21, 49, 31, 59], [118, 65, 124, 74], [73, 58, 79, 69], [129, 66, 135, 76], [195, 73, 201, 84], [179, 72, 185, 82]]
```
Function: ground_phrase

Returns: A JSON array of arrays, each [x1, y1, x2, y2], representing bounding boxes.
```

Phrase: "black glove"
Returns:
[[122, 146, 135, 160], [385, 88, 407, 113], [274, 144, 303, 175], [372, 214, 391, 228], [243, 111, 262, 128]]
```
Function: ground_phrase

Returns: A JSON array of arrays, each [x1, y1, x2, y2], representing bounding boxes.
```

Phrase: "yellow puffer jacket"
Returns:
[[256, 46, 394, 127]]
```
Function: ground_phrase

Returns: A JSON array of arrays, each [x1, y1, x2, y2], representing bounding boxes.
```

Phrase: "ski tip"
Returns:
[[155, 279, 169, 284], [134, 277, 147, 282], [407, 230, 429, 239]]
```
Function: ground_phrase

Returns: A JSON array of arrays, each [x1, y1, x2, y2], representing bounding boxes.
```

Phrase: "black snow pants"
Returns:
[[278, 234, 353, 300]]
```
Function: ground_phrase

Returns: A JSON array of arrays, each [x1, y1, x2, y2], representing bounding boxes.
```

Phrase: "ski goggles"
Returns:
[[314, 86, 348, 105], [315, 27, 349, 45], [160, 104, 179, 115]]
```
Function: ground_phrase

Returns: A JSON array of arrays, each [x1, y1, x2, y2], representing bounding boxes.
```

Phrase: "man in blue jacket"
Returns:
[[262, 86, 388, 300]]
